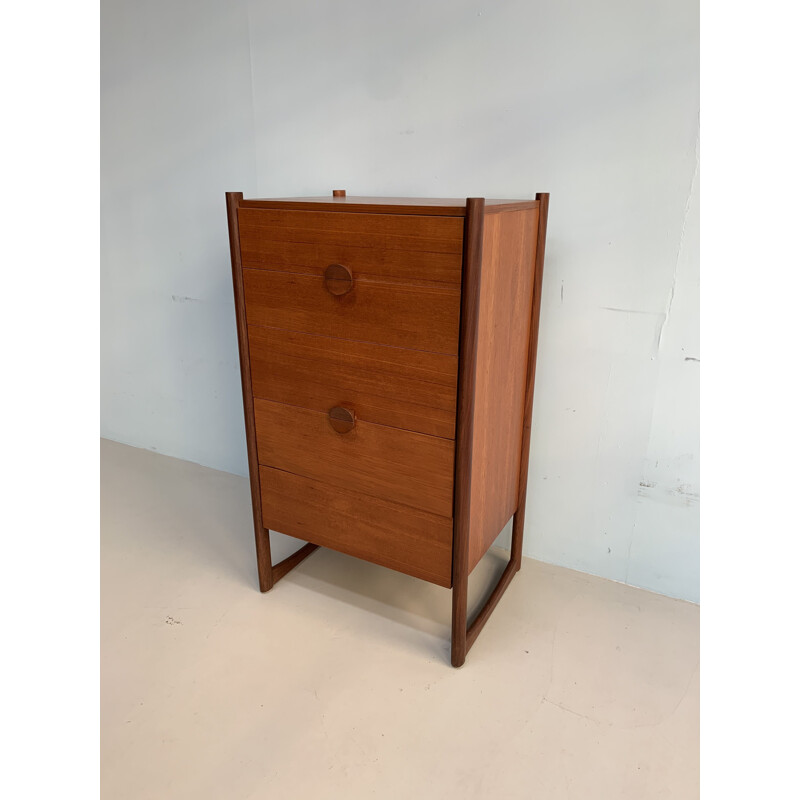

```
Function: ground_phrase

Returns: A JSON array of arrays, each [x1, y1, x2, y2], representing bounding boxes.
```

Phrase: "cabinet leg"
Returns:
[[257, 527, 319, 593], [272, 542, 319, 584], [450, 510, 525, 667], [255, 526, 273, 592], [451, 559, 468, 668]]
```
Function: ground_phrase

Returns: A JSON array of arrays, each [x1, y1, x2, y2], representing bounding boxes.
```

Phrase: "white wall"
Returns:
[[101, 0, 699, 601]]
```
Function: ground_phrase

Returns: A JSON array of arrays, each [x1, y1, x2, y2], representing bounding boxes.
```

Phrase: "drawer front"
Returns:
[[243, 268, 460, 354], [248, 326, 458, 439], [260, 466, 453, 587], [238, 208, 463, 285], [254, 399, 455, 518]]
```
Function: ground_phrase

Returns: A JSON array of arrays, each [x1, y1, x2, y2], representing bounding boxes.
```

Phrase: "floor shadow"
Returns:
[[283, 542, 512, 642]]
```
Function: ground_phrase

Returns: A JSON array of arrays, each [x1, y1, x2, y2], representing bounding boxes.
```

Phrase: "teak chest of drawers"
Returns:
[[226, 190, 549, 666]]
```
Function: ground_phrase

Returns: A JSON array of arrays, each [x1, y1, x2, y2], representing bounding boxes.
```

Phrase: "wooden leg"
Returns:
[[255, 526, 274, 593], [257, 528, 319, 592], [272, 542, 319, 584], [451, 553, 468, 668], [451, 510, 525, 667]]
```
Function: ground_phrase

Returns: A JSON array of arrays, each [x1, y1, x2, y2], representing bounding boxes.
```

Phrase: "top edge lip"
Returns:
[[236, 197, 539, 216]]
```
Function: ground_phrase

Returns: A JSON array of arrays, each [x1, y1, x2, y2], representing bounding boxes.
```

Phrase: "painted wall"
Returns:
[[101, 0, 699, 601]]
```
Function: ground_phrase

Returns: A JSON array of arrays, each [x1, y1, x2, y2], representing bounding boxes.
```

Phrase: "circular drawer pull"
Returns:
[[328, 405, 356, 434], [324, 263, 353, 296]]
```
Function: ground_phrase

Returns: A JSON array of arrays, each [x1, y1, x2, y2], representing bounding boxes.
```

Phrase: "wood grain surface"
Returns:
[[511, 193, 550, 568], [242, 268, 461, 354], [260, 467, 453, 587], [247, 326, 457, 439], [238, 238, 463, 286], [254, 398, 455, 517], [238, 208, 463, 285], [239, 208, 462, 253], [467, 207, 538, 572]]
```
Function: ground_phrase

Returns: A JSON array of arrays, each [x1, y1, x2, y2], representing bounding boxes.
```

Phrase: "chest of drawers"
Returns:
[[226, 190, 549, 666]]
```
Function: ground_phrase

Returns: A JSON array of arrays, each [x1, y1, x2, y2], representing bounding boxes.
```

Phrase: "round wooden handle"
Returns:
[[328, 406, 356, 434], [324, 263, 353, 296]]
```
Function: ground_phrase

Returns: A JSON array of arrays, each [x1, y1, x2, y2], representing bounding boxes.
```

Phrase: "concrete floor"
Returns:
[[101, 439, 699, 799]]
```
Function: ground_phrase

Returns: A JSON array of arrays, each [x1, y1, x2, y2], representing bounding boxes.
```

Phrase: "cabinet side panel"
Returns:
[[467, 207, 539, 571]]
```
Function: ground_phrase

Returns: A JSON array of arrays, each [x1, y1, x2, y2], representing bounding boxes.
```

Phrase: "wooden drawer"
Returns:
[[260, 466, 453, 587], [242, 268, 460, 355], [238, 208, 464, 285], [253, 398, 455, 517], [248, 326, 458, 439]]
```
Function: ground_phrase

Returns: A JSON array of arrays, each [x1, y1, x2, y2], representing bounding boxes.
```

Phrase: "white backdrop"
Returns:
[[101, 0, 699, 601]]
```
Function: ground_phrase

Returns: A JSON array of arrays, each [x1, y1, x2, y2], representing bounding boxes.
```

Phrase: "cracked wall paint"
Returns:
[[657, 124, 700, 354]]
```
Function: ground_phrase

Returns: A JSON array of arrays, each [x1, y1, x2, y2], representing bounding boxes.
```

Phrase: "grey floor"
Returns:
[[101, 438, 699, 799]]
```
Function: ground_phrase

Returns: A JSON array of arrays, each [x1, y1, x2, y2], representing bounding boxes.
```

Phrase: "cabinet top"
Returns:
[[236, 195, 539, 217]]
